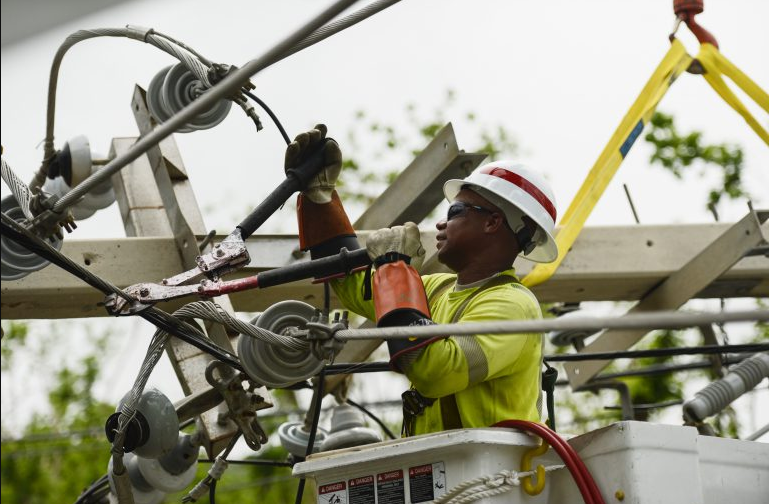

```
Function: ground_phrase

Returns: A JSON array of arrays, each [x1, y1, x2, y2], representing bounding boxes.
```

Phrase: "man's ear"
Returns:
[[484, 212, 507, 233]]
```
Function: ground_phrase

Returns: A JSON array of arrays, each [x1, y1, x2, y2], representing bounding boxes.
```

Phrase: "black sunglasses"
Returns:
[[446, 201, 495, 221]]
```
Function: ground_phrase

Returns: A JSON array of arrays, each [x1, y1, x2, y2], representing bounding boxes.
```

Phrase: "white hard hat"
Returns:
[[443, 161, 558, 263]]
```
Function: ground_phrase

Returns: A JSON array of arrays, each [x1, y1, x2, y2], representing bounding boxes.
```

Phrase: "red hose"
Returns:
[[493, 420, 605, 504], [519, 421, 603, 504]]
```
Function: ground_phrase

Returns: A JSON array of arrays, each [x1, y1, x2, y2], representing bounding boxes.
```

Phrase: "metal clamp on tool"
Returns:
[[105, 245, 372, 315]]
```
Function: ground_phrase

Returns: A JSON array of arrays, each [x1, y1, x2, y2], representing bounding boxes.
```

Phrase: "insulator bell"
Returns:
[[147, 63, 232, 132]]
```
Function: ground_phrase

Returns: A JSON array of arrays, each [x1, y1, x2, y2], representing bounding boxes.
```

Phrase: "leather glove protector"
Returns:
[[287, 124, 357, 257], [367, 223, 436, 372], [285, 123, 341, 204], [366, 222, 425, 270]]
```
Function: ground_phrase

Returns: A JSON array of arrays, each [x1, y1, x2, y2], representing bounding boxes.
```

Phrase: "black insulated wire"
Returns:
[[324, 361, 392, 374], [74, 474, 110, 504], [326, 345, 768, 377], [51, 0, 361, 213], [244, 90, 291, 144], [323, 281, 331, 316], [0, 214, 243, 371], [346, 398, 397, 440], [294, 367, 326, 504], [198, 458, 293, 467], [208, 431, 242, 504], [543, 343, 769, 362]]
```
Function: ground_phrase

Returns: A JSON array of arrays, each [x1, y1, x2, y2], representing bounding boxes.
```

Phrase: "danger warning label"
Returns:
[[348, 475, 375, 504], [317, 481, 347, 504], [408, 462, 446, 503], [376, 469, 405, 504]]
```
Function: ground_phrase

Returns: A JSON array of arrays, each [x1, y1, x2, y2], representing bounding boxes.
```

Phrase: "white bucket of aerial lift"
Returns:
[[293, 427, 561, 504], [549, 421, 769, 504], [294, 421, 769, 504], [444, 161, 558, 263]]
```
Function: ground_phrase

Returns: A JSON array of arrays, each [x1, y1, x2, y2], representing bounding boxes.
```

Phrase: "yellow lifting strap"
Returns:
[[522, 40, 693, 288], [696, 43, 769, 145]]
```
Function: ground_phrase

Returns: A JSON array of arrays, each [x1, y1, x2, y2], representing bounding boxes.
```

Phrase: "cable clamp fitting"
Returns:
[[28, 192, 76, 239], [124, 25, 155, 42], [305, 310, 349, 362], [205, 361, 268, 451]]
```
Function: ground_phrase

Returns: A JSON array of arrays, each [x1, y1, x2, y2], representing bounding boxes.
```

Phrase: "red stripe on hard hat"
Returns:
[[479, 166, 557, 222]]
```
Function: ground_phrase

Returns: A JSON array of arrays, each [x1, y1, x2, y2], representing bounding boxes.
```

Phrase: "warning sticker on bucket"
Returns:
[[408, 462, 446, 503], [376, 469, 405, 504], [348, 475, 375, 504], [317, 481, 347, 504]]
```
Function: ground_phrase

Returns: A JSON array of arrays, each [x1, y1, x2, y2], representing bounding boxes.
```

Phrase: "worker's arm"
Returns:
[[330, 270, 376, 321], [354, 223, 441, 372], [406, 286, 542, 399]]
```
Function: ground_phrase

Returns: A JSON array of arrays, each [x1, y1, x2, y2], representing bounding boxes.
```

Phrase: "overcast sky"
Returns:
[[1, 1, 767, 439]]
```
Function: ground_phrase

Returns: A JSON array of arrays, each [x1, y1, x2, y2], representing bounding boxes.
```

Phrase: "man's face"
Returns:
[[435, 188, 499, 271]]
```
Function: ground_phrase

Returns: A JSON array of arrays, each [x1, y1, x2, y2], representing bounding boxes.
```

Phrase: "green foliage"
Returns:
[[619, 330, 685, 422], [755, 299, 769, 342], [1, 321, 28, 370], [1, 337, 114, 504], [645, 111, 748, 209]]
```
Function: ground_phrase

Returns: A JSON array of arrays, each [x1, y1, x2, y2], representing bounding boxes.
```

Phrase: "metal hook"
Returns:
[[669, 16, 683, 41], [520, 440, 549, 495]]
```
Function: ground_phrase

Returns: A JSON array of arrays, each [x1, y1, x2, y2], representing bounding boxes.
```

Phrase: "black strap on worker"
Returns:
[[400, 273, 559, 435], [401, 274, 516, 435], [542, 361, 558, 431]]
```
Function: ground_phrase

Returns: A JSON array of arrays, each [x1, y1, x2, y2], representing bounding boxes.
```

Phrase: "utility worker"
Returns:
[[287, 125, 559, 436]]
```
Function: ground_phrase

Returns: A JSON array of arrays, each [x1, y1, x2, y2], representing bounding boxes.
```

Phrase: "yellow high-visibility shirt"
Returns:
[[332, 268, 543, 435]]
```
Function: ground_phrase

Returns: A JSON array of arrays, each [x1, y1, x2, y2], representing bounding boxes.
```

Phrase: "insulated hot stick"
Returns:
[[123, 247, 372, 304], [105, 137, 350, 313], [237, 137, 334, 239]]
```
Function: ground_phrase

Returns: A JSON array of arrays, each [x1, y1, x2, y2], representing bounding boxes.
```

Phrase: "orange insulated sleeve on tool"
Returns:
[[373, 261, 431, 322]]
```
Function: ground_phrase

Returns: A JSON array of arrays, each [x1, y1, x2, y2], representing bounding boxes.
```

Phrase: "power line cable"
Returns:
[[543, 344, 769, 362], [51, 0, 361, 213], [279, 0, 401, 61], [334, 311, 769, 341], [569, 354, 750, 382], [0, 214, 243, 370]]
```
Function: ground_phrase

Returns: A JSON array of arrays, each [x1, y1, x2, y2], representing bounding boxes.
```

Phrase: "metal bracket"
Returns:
[[566, 208, 769, 389], [205, 361, 268, 451]]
